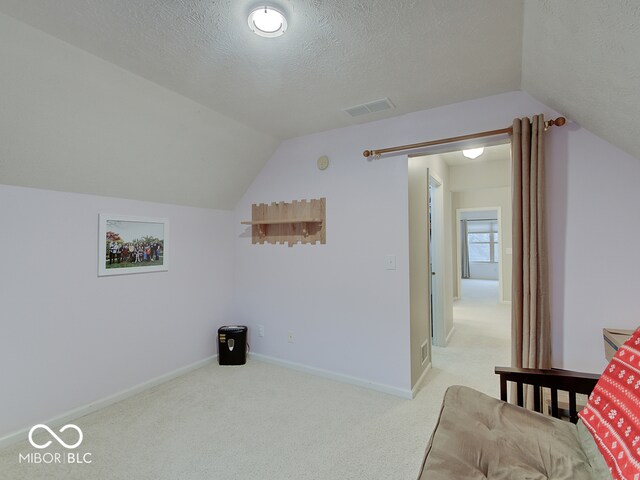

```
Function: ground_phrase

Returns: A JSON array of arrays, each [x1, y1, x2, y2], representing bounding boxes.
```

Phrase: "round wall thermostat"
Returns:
[[317, 155, 329, 171]]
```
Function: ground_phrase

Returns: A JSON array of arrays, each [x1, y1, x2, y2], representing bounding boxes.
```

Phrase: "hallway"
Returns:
[[426, 279, 511, 397]]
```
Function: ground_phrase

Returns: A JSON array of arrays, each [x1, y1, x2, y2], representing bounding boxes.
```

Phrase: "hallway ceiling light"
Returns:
[[462, 147, 485, 159], [248, 6, 287, 38]]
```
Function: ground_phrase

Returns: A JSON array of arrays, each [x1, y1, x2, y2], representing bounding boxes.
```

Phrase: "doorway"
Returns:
[[456, 207, 503, 303], [447, 145, 512, 376], [408, 154, 454, 390], [408, 143, 512, 393]]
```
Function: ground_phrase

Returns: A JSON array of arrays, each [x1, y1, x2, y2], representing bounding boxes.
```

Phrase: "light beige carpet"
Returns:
[[0, 284, 509, 479]]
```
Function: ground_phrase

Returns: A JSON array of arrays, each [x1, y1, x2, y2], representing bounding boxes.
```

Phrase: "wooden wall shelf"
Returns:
[[241, 218, 323, 225], [242, 198, 326, 247]]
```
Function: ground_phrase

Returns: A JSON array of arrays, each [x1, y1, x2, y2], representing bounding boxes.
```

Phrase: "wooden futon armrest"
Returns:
[[495, 366, 600, 423]]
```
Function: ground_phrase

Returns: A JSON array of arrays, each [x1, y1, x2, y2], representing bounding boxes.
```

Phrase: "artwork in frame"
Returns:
[[98, 214, 169, 276]]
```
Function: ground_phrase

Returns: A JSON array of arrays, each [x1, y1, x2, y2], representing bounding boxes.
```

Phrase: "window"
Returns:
[[467, 220, 499, 263]]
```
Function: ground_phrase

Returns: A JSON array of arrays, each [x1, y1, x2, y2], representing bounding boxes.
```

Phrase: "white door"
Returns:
[[428, 171, 445, 346]]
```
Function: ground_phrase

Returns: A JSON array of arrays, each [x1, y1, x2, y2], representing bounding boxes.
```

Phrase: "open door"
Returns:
[[408, 157, 432, 389], [429, 172, 446, 347]]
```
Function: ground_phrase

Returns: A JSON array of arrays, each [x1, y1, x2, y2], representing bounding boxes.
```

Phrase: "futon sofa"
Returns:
[[417, 368, 609, 479]]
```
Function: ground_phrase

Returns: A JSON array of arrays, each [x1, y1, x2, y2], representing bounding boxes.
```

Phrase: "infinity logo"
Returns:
[[28, 424, 83, 450]]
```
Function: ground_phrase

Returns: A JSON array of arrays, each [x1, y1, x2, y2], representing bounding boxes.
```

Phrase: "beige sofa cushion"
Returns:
[[419, 385, 604, 480]]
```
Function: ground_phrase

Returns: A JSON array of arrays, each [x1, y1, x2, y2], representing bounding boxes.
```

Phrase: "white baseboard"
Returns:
[[0, 355, 217, 450], [250, 353, 413, 400], [411, 362, 432, 398], [445, 326, 456, 346]]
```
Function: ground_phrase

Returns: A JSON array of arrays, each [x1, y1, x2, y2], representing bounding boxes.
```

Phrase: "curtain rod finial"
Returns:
[[363, 150, 372, 158], [553, 116, 566, 127], [549, 117, 566, 127], [544, 116, 566, 132]]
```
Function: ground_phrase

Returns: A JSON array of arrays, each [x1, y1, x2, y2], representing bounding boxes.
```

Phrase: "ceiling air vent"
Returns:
[[343, 97, 395, 117]]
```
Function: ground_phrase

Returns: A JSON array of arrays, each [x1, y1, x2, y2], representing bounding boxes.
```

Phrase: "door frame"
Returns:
[[455, 206, 503, 302], [428, 171, 446, 347]]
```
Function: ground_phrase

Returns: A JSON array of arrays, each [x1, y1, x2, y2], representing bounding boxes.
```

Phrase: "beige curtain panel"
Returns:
[[511, 115, 552, 377]]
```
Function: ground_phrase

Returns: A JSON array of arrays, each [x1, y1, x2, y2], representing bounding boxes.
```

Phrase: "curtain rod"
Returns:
[[362, 117, 566, 158]]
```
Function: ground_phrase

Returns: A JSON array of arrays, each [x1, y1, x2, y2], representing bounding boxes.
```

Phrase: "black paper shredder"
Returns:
[[218, 326, 248, 366]]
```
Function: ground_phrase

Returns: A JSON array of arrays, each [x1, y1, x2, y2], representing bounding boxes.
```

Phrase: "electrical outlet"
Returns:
[[258, 325, 265, 337], [288, 332, 294, 343]]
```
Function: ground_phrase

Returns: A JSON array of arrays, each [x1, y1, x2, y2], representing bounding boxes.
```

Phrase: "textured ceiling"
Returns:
[[522, 1, 640, 160], [0, 0, 523, 140], [0, 0, 637, 171]]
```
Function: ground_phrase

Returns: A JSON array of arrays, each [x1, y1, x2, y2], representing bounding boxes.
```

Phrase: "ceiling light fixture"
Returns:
[[462, 147, 485, 159], [248, 6, 287, 38]]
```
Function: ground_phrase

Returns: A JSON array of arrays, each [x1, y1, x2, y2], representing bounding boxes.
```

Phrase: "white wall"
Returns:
[[235, 90, 640, 388], [469, 262, 499, 280], [0, 185, 235, 438], [0, 12, 279, 210], [546, 123, 640, 373], [233, 130, 412, 394], [0, 12, 247, 439], [449, 156, 511, 192], [234, 92, 549, 393]]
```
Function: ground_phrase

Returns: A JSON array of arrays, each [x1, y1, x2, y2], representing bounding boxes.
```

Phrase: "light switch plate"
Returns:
[[385, 255, 397, 270]]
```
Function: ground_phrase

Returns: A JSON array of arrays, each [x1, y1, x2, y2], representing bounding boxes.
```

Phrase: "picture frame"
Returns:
[[98, 214, 169, 276]]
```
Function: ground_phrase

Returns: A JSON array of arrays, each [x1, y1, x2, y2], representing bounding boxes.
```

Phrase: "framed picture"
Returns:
[[98, 214, 169, 276]]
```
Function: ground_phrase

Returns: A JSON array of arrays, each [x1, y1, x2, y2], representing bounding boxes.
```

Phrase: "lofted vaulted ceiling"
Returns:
[[0, 0, 524, 140], [0, 0, 638, 206], [523, 1, 640, 161]]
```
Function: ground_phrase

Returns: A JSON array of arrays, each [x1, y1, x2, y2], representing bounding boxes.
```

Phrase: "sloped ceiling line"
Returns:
[[0, 0, 638, 212]]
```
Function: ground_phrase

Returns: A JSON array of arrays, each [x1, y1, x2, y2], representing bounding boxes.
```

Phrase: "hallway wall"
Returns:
[[453, 189, 512, 302]]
